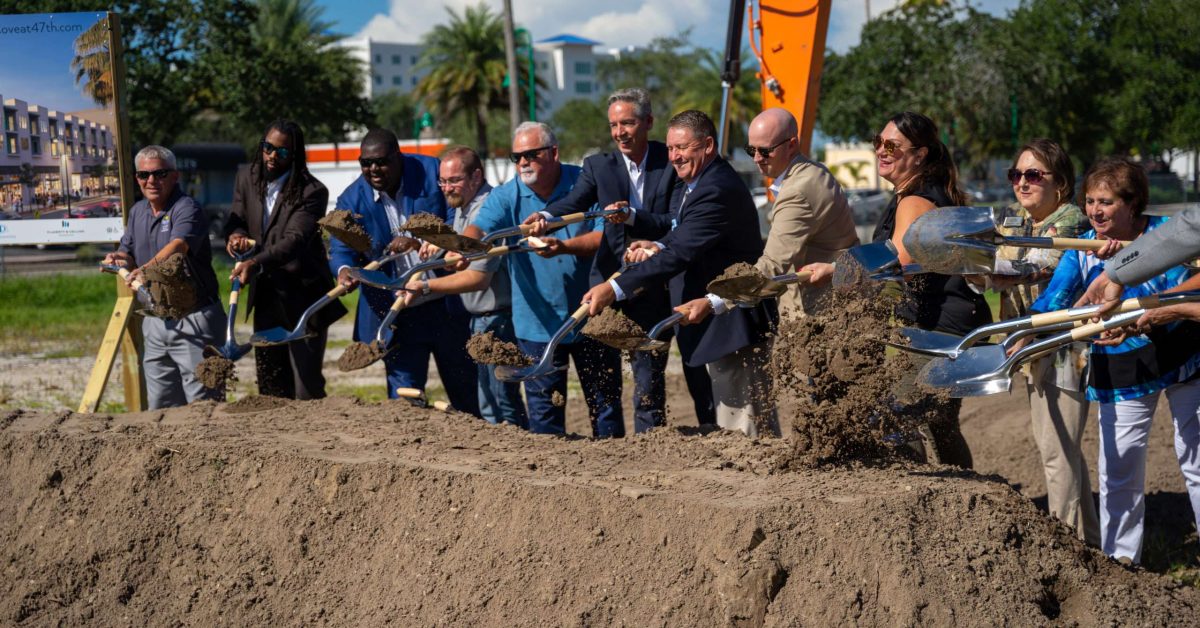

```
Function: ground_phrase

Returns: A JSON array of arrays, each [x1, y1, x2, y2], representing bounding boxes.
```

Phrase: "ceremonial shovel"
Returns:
[[203, 239, 258, 361], [347, 239, 545, 291], [99, 264, 155, 311], [902, 206, 1129, 275], [250, 251, 402, 346]]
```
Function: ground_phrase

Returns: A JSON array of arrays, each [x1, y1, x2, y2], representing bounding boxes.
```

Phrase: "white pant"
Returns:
[[1097, 377, 1200, 562], [707, 341, 779, 438]]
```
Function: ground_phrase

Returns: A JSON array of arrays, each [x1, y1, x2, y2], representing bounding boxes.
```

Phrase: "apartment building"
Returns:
[[1, 94, 116, 209]]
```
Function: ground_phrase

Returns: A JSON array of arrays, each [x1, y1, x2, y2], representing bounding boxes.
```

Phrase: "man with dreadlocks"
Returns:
[[225, 119, 347, 399]]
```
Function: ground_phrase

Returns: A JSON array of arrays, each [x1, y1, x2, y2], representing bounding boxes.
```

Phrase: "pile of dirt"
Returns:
[[466, 331, 532, 366], [143, 253, 197, 319], [337, 341, 385, 372], [195, 355, 236, 391], [772, 290, 935, 466], [403, 212, 455, 236], [223, 394, 290, 414], [707, 261, 770, 301], [581, 308, 646, 350], [2, 400, 1196, 625], [319, 210, 372, 254]]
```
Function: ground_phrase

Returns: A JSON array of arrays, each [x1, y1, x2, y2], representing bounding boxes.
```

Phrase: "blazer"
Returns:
[[543, 141, 677, 329], [224, 166, 347, 331], [756, 156, 860, 317], [1106, 206, 1200, 286], [327, 154, 459, 343], [614, 157, 775, 366]]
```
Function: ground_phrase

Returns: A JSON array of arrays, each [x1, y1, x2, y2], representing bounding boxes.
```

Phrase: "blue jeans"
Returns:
[[470, 313, 528, 428], [382, 300, 480, 416], [517, 336, 624, 438], [630, 348, 668, 433]]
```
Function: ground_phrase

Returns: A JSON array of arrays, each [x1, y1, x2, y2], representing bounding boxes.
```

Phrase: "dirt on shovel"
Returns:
[[337, 341, 387, 372], [195, 355, 237, 391], [143, 252, 197, 319], [319, 210, 373, 254], [706, 261, 770, 301], [581, 308, 646, 350], [404, 212, 455, 237], [466, 331, 533, 366]]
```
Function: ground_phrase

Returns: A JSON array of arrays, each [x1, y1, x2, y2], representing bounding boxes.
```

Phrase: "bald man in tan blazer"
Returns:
[[747, 108, 859, 317]]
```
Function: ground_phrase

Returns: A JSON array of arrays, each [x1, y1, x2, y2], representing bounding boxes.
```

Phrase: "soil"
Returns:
[[336, 341, 385, 372], [2, 399, 1197, 626], [581, 308, 646, 350], [466, 331, 533, 366], [143, 252, 197, 319], [551, 390, 565, 407], [319, 210, 372, 254], [195, 355, 237, 391], [223, 394, 290, 414], [403, 212, 455, 236], [707, 261, 770, 301]]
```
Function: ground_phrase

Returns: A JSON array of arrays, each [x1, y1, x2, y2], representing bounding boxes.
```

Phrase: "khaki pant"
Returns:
[[708, 341, 779, 438], [1026, 355, 1101, 546]]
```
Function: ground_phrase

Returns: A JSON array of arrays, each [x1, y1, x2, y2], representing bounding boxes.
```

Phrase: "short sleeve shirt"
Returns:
[[118, 187, 219, 308]]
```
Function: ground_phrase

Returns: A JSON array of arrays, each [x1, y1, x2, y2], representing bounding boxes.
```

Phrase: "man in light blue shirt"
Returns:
[[464, 122, 623, 437]]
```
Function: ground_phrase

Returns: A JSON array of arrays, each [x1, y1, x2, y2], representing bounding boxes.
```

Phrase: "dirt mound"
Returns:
[[195, 354, 236, 390], [581, 308, 646, 350], [1, 400, 1196, 626], [466, 331, 532, 366], [319, 210, 372, 254], [337, 341, 385, 372], [224, 394, 290, 414], [143, 252, 197, 319], [404, 212, 454, 236]]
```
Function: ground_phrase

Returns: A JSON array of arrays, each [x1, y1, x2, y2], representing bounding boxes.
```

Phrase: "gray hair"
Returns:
[[513, 121, 557, 147], [667, 110, 716, 141], [135, 145, 177, 170], [607, 87, 652, 119]]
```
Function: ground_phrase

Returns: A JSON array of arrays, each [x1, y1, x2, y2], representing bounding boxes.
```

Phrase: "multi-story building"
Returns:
[[1, 94, 116, 211]]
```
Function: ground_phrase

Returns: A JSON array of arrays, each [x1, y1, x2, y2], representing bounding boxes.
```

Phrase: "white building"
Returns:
[[1, 94, 116, 210], [340, 33, 613, 122]]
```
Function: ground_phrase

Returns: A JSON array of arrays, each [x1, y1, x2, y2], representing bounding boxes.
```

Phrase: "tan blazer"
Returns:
[[755, 156, 860, 318]]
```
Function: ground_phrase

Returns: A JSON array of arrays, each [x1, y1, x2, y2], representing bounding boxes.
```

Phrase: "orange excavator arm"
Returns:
[[747, 0, 832, 156]]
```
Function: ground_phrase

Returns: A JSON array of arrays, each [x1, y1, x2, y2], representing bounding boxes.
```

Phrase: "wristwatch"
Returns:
[[421, 278, 431, 296]]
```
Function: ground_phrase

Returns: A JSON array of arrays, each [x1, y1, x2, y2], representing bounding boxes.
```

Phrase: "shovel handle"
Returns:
[[1069, 310, 1144, 341], [1047, 237, 1131, 251], [113, 267, 147, 292], [389, 271, 426, 312], [395, 387, 424, 399], [569, 302, 592, 322], [521, 212, 587, 235], [1030, 290, 1200, 326]]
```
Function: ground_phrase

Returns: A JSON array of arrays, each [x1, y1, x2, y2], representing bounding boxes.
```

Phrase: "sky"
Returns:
[[0, 11, 108, 113], [316, 0, 1022, 53]]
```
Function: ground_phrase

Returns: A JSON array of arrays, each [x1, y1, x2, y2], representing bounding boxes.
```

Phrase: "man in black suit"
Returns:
[[581, 110, 777, 437], [225, 119, 347, 399], [524, 88, 716, 431]]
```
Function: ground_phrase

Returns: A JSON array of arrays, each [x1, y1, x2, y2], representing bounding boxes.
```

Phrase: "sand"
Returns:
[[195, 355, 237, 391], [142, 252, 197, 319], [581, 308, 647, 351], [403, 212, 455, 236], [336, 341, 385, 372], [466, 331, 533, 366], [707, 261, 771, 301], [319, 210, 372, 254]]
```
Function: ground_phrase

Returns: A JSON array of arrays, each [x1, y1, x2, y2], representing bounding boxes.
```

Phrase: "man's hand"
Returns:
[[386, 235, 421, 254], [604, 201, 631, 224], [226, 233, 251, 256], [1093, 325, 1135, 347], [675, 297, 714, 326], [624, 240, 659, 264], [1090, 238, 1124, 260], [102, 251, 133, 269], [1135, 303, 1200, 331], [444, 250, 470, 272], [582, 282, 616, 316], [419, 241, 441, 261], [1074, 274, 1124, 317], [798, 262, 836, 287], [1004, 334, 1034, 357], [126, 266, 146, 287], [230, 259, 257, 284], [337, 267, 359, 290], [521, 212, 550, 237], [534, 236, 567, 258]]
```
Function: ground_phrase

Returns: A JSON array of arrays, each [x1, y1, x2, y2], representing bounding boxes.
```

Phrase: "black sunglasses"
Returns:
[[1007, 168, 1053, 185], [135, 168, 174, 181], [261, 141, 292, 160], [509, 145, 553, 164], [743, 137, 790, 159], [358, 156, 392, 169]]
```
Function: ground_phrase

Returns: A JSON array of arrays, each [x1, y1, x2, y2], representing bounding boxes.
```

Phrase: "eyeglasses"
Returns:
[[437, 175, 467, 187], [135, 168, 174, 181], [872, 134, 912, 157], [358, 156, 391, 169], [743, 138, 790, 159], [261, 141, 291, 160], [509, 145, 553, 164], [1007, 168, 1053, 185]]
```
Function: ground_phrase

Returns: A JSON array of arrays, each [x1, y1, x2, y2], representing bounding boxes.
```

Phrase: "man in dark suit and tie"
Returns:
[[523, 88, 716, 431], [581, 110, 777, 436], [226, 119, 347, 399]]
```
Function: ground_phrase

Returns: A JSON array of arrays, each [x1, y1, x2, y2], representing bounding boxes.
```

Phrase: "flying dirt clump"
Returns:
[[319, 210, 372, 253], [581, 308, 647, 351], [338, 341, 386, 372], [707, 261, 770, 301], [142, 253, 197, 319], [404, 212, 454, 236], [772, 290, 936, 466], [195, 355, 236, 391], [466, 332, 533, 366]]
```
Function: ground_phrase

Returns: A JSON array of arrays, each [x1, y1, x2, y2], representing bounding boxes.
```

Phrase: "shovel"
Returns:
[[902, 206, 1129, 275], [918, 310, 1145, 398], [892, 289, 1200, 359], [348, 240, 543, 291], [404, 225, 493, 255], [250, 251, 402, 347], [395, 387, 451, 411], [481, 208, 624, 245], [203, 239, 258, 361], [707, 270, 813, 304], [99, 264, 155, 311]]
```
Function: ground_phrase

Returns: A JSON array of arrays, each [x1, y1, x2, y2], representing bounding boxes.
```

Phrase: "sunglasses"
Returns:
[[135, 168, 174, 181], [509, 145, 553, 164], [743, 138, 790, 159], [1007, 168, 1053, 185], [872, 134, 912, 157], [261, 141, 291, 160], [358, 156, 392, 169]]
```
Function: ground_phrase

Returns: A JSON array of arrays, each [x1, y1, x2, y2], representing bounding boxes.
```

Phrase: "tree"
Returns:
[[371, 91, 419, 139], [71, 18, 114, 107], [596, 31, 704, 141], [548, 98, 609, 162], [672, 49, 762, 154]]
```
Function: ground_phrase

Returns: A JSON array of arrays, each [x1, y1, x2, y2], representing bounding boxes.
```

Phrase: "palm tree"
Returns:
[[71, 18, 113, 107], [415, 4, 534, 156], [672, 49, 762, 154], [251, 0, 337, 47]]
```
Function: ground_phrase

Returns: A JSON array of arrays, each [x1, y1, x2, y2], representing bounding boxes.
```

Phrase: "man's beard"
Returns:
[[518, 168, 538, 185], [445, 191, 465, 208]]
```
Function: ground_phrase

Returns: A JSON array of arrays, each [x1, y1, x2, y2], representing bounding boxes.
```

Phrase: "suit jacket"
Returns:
[[327, 154, 463, 343], [756, 156, 860, 318], [613, 157, 775, 366], [543, 141, 677, 329], [1106, 206, 1200, 286], [224, 166, 347, 331]]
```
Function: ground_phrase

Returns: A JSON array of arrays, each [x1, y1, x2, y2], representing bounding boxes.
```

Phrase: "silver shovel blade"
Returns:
[[916, 344, 1009, 390], [887, 327, 967, 358], [902, 206, 1001, 275], [847, 240, 901, 273], [350, 268, 405, 290], [935, 372, 1017, 398], [250, 326, 312, 347]]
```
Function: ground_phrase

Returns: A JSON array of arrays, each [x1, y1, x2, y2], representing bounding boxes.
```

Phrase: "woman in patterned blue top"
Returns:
[[1031, 157, 1200, 563]]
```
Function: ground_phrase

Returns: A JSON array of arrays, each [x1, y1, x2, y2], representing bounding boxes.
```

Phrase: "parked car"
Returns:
[[66, 207, 102, 219]]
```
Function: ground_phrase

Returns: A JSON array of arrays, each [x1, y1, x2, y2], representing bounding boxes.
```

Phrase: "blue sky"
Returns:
[[0, 12, 108, 113], [316, 0, 1021, 53]]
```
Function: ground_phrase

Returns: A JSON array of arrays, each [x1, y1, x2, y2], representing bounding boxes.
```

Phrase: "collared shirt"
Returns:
[[262, 171, 289, 233], [455, 183, 511, 315], [471, 165, 600, 342], [620, 151, 648, 211], [118, 186, 220, 311]]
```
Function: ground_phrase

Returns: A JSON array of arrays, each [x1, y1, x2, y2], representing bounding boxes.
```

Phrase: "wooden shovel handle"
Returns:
[[1030, 291, 1187, 327], [1048, 238, 1131, 251], [520, 211, 587, 235], [395, 387, 424, 399], [388, 271, 425, 312], [115, 267, 146, 292]]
